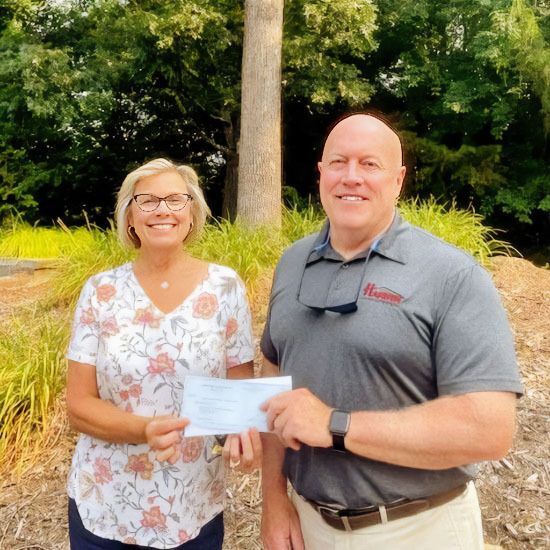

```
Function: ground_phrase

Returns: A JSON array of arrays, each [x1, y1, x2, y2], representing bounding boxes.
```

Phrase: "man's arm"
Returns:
[[348, 391, 516, 468], [264, 388, 517, 470], [261, 357, 304, 550]]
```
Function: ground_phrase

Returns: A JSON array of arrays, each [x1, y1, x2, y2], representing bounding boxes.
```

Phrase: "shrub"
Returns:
[[400, 197, 517, 265]]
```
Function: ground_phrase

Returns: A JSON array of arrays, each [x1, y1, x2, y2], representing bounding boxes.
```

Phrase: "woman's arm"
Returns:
[[227, 361, 254, 380], [66, 359, 187, 452], [66, 360, 150, 443]]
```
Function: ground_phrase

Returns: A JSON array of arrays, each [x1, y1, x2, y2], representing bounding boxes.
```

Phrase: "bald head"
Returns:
[[322, 114, 404, 170]]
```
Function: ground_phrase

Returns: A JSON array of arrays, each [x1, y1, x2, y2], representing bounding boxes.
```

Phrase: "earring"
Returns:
[[183, 222, 194, 243], [127, 225, 141, 248]]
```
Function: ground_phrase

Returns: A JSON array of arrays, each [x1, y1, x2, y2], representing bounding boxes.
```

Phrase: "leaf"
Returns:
[[153, 382, 167, 393]]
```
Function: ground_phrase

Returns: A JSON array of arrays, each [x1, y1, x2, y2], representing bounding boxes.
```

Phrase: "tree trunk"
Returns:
[[221, 114, 239, 220], [237, 0, 284, 228]]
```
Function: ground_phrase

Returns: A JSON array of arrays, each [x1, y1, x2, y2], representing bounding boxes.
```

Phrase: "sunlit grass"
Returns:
[[399, 197, 517, 265], [0, 307, 70, 471], [281, 205, 324, 244], [0, 218, 96, 260], [189, 219, 281, 301]]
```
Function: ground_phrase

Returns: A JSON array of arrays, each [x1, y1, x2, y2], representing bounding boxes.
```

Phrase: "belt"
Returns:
[[303, 483, 468, 532]]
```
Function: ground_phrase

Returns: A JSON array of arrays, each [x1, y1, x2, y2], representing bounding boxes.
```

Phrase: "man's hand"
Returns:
[[145, 416, 189, 464], [262, 493, 305, 550], [262, 388, 332, 450], [222, 428, 263, 473]]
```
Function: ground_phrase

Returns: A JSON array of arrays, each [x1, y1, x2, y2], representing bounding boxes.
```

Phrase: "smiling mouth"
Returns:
[[337, 195, 367, 202], [148, 224, 177, 231]]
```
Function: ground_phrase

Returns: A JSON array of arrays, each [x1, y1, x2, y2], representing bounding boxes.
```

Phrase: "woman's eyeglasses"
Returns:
[[133, 193, 193, 212]]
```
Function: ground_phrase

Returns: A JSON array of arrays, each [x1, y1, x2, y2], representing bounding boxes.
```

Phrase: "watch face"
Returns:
[[330, 410, 350, 435]]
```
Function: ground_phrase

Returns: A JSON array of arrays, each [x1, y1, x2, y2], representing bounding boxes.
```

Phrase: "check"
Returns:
[[181, 375, 292, 436]]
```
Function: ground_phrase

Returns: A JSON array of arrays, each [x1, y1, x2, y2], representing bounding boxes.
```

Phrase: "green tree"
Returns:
[[362, 0, 549, 239], [1, 0, 547, 249], [0, 0, 379, 223]]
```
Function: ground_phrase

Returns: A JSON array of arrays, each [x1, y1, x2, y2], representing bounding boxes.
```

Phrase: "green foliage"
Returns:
[[0, 207, 323, 307], [0, 201, 512, 307], [0, 148, 38, 217], [0, 0, 548, 245], [403, 132, 506, 196], [189, 219, 283, 296], [494, 175, 550, 224], [283, 0, 377, 105], [399, 197, 516, 265], [369, 0, 549, 233], [0, 307, 69, 466], [490, 0, 550, 133], [281, 205, 324, 245], [0, 0, 380, 222], [0, 217, 132, 304]]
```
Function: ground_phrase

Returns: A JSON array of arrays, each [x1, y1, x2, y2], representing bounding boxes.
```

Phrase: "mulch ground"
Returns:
[[0, 257, 548, 549]]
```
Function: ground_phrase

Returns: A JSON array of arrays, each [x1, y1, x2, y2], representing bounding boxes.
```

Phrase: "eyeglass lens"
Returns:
[[134, 194, 191, 211]]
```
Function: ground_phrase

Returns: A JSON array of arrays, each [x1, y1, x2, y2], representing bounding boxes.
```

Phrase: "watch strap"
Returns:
[[329, 409, 350, 452], [332, 432, 346, 452]]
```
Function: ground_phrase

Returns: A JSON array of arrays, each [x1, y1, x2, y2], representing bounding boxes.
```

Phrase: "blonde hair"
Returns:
[[115, 158, 210, 249]]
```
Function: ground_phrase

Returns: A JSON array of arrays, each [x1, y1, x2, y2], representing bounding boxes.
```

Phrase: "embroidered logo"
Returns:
[[363, 283, 403, 305]]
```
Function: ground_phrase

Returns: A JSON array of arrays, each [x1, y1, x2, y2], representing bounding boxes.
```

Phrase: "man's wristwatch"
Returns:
[[328, 409, 351, 452]]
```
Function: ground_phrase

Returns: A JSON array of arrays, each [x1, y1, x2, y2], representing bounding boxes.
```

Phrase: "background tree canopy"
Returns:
[[0, 0, 548, 253]]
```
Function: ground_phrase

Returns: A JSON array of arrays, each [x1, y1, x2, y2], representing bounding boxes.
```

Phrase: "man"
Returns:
[[260, 113, 522, 549]]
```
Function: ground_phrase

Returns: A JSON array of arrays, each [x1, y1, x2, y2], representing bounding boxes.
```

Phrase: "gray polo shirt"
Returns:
[[261, 212, 522, 508]]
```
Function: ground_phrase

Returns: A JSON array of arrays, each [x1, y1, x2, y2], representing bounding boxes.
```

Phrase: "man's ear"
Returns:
[[396, 165, 406, 194]]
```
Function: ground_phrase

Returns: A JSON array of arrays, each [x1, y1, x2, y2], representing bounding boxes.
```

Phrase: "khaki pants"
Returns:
[[291, 482, 484, 550]]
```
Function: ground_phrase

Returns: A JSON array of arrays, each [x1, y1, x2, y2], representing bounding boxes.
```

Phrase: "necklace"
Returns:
[[134, 256, 196, 291]]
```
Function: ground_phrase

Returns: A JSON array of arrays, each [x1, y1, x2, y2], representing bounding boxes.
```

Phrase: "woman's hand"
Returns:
[[145, 416, 190, 464], [222, 428, 263, 473]]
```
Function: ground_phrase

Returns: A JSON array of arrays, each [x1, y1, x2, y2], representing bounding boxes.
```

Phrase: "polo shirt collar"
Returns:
[[373, 211, 409, 264], [306, 210, 410, 265]]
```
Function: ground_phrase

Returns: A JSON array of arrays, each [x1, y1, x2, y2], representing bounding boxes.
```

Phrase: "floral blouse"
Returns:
[[66, 262, 254, 548]]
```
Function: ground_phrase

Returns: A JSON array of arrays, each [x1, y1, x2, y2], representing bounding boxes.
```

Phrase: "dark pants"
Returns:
[[68, 498, 224, 550]]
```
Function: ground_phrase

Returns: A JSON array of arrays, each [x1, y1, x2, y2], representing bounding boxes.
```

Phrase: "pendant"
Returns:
[[160, 281, 170, 289]]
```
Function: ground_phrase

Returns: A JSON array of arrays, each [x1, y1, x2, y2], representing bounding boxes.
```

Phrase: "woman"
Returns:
[[66, 158, 261, 549]]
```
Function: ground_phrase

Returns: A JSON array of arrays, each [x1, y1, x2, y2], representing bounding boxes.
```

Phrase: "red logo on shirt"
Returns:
[[363, 283, 403, 305]]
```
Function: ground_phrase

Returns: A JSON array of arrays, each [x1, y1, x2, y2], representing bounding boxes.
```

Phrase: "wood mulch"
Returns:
[[0, 257, 548, 549], [476, 258, 550, 549]]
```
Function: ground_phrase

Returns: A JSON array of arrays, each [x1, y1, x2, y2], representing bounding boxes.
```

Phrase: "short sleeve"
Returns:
[[66, 278, 100, 365], [433, 264, 523, 396], [224, 276, 254, 369]]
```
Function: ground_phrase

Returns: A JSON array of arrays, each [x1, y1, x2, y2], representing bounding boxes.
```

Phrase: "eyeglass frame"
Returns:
[[132, 193, 193, 212]]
